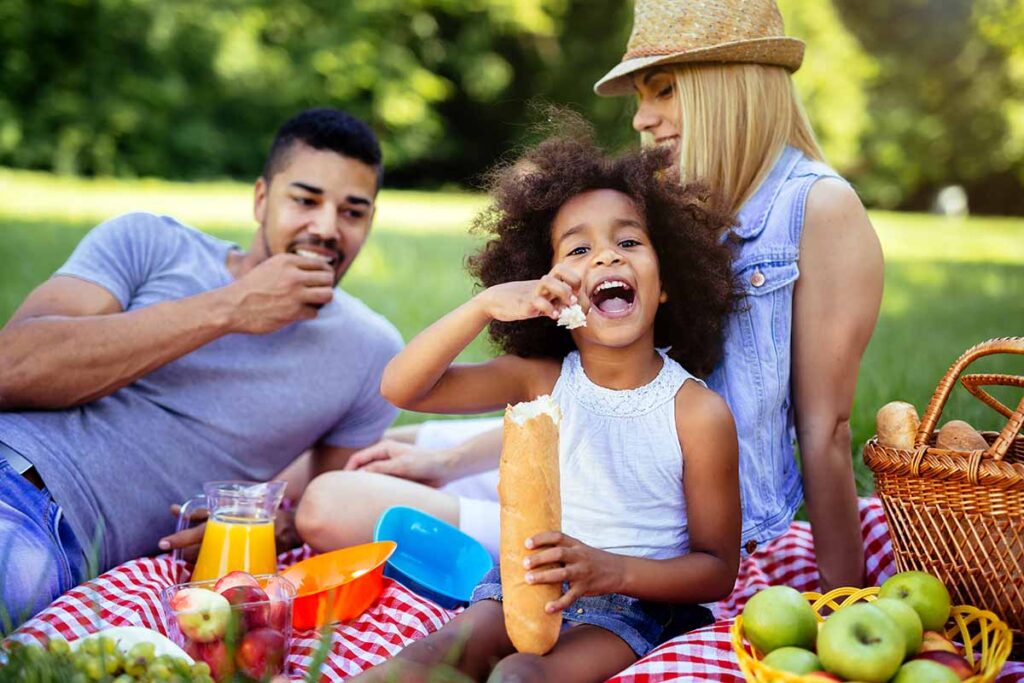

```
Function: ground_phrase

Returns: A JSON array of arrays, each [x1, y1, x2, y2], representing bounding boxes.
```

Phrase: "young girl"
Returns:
[[352, 135, 740, 683]]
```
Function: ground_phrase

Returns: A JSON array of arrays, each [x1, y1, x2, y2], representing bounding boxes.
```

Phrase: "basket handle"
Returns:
[[960, 373, 1024, 419], [917, 337, 1024, 462]]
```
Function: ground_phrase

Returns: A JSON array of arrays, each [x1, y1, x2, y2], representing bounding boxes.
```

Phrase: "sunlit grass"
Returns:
[[2, 167, 1024, 491], [870, 211, 1024, 264], [0, 167, 487, 235]]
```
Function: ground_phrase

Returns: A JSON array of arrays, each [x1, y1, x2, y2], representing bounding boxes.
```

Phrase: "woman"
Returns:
[[296, 0, 882, 593]]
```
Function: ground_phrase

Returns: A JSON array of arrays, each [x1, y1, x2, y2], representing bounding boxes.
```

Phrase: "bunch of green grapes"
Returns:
[[0, 637, 215, 682]]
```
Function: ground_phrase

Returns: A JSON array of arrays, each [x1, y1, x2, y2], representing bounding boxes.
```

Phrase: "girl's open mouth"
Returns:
[[589, 279, 636, 319]]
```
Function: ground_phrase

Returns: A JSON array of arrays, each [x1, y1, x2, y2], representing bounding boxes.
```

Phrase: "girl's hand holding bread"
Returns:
[[475, 264, 582, 322], [523, 531, 626, 614]]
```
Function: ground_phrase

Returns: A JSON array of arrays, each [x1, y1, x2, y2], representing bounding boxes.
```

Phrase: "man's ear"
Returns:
[[253, 176, 268, 224]]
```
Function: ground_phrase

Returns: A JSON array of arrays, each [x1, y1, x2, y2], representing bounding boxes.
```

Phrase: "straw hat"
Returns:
[[594, 0, 805, 96]]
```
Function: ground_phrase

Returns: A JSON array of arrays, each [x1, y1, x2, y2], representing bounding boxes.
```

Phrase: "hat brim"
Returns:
[[594, 36, 805, 97]]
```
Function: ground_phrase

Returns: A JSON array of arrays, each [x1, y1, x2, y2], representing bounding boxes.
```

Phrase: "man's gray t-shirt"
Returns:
[[0, 213, 402, 570]]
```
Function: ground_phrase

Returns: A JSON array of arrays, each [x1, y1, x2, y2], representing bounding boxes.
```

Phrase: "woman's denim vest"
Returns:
[[707, 145, 846, 552]]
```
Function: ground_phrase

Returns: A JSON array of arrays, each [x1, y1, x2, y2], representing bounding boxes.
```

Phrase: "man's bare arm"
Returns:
[[0, 254, 334, 410]]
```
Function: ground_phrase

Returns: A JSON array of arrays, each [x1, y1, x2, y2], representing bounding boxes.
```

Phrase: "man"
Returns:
[[0, 108, 402, 624]]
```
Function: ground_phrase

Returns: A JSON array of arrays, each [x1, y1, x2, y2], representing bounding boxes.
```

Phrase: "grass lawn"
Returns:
[[2, 167, 1023, 496]]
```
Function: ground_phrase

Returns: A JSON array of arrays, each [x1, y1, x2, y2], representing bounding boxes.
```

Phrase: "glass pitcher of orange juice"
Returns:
[[174, 480, 286, 582]]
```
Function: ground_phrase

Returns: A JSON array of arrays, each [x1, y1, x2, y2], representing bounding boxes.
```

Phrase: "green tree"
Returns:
[[779, 0, 876, 173], [1, 0, 1022, 214], [833, 0, 1024, 212]]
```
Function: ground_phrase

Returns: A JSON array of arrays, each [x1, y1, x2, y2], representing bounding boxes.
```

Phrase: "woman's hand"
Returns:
[[343, 439, 453, 488], [475, 264, 582, 323], [522, 531, 627, 613]]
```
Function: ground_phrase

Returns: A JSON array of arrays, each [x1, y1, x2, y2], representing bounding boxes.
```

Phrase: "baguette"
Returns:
[[499, 395, 563, 655], [876, 401, 920, 450]]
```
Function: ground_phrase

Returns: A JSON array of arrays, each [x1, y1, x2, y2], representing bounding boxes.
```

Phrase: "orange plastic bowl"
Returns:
[[281, 541, 396, 631]]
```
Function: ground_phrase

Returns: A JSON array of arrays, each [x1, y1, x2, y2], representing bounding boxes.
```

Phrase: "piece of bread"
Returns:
[[936, 419, 989, 452], [556, 303, 587, 329], [876, 401, 920, 449], [499, 396, 563, 655]]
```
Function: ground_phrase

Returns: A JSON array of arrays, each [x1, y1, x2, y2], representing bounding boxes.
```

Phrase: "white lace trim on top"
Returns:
[[558, 349, 697, 417]]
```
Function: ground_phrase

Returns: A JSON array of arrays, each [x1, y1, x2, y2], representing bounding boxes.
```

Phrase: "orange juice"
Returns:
[[191, 514, 277, 582]]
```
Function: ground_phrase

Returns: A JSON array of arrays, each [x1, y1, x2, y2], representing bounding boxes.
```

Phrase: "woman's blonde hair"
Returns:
[[647, 63, 823, 216]]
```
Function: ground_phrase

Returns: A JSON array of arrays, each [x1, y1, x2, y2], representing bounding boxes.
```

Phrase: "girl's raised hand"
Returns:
[[476, 264, 582, 323], [522, 531, 627, 614]]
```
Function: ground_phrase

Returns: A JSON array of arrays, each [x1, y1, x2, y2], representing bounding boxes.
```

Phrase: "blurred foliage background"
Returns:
[[1, 0, 1023, 213]]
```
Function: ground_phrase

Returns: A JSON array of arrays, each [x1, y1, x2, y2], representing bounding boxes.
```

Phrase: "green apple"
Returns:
[[817, 603, 905, 683], [873, 597, 923, 658], [878, 570, 952, 632], [890, 658, 961, 683], [762, 646, 821, 675], [741, 586, 817, 654]]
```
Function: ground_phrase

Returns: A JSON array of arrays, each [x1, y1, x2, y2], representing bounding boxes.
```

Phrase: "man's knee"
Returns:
[[487, 652, 547, 683], [0, 511, 64, 625]]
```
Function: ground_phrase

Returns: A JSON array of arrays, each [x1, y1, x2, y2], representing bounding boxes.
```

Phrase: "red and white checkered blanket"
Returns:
[[11, 498, 1024, 681]]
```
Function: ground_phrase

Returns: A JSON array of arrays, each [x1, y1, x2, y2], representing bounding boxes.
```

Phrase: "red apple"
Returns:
[[221, 585, 271, 630], [169, 587, 231, 643], [214, 570, 260, 594], [183, 639, 203, 661], [263, 575, 293, 631], [235, 628, 287, 680], [914, 650, 973, 680], [920, 630, 962, 655], [196, 639, 236, 681]]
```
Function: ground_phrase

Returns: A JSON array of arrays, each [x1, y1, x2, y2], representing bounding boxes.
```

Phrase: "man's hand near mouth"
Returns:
[[222, 253, 335, 334]]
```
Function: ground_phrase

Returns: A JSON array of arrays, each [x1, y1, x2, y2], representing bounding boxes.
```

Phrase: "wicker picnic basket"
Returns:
[[863, 337, 1024, 642]]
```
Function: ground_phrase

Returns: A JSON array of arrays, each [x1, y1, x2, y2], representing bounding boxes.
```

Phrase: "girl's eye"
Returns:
[[568, 246, 588, 257], [657, 85, 673, 98], [620, 239, 641, 248]]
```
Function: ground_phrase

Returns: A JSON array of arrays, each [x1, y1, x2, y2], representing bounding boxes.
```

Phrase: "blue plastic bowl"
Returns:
[[373, 506, 494, 609]]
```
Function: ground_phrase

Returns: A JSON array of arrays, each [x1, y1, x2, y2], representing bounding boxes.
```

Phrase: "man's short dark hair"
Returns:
[[262, 108, 383, 190]]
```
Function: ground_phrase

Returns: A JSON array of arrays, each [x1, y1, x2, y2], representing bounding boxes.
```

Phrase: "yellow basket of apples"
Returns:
[[731, 571, 1014, 683]]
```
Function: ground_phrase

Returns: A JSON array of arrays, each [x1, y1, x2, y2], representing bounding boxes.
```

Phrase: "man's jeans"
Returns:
[[0, 446, 87, 629]]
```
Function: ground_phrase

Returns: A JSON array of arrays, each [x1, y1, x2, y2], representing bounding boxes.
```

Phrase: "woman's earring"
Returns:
[[659, 291, 668, 304]]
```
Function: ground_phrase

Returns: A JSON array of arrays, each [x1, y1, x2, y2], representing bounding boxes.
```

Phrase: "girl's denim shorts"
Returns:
[[470, 566, 714, 657]]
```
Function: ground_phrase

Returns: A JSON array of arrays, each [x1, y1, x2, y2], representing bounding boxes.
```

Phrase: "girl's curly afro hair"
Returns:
[[467, 132, 739, 378]]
